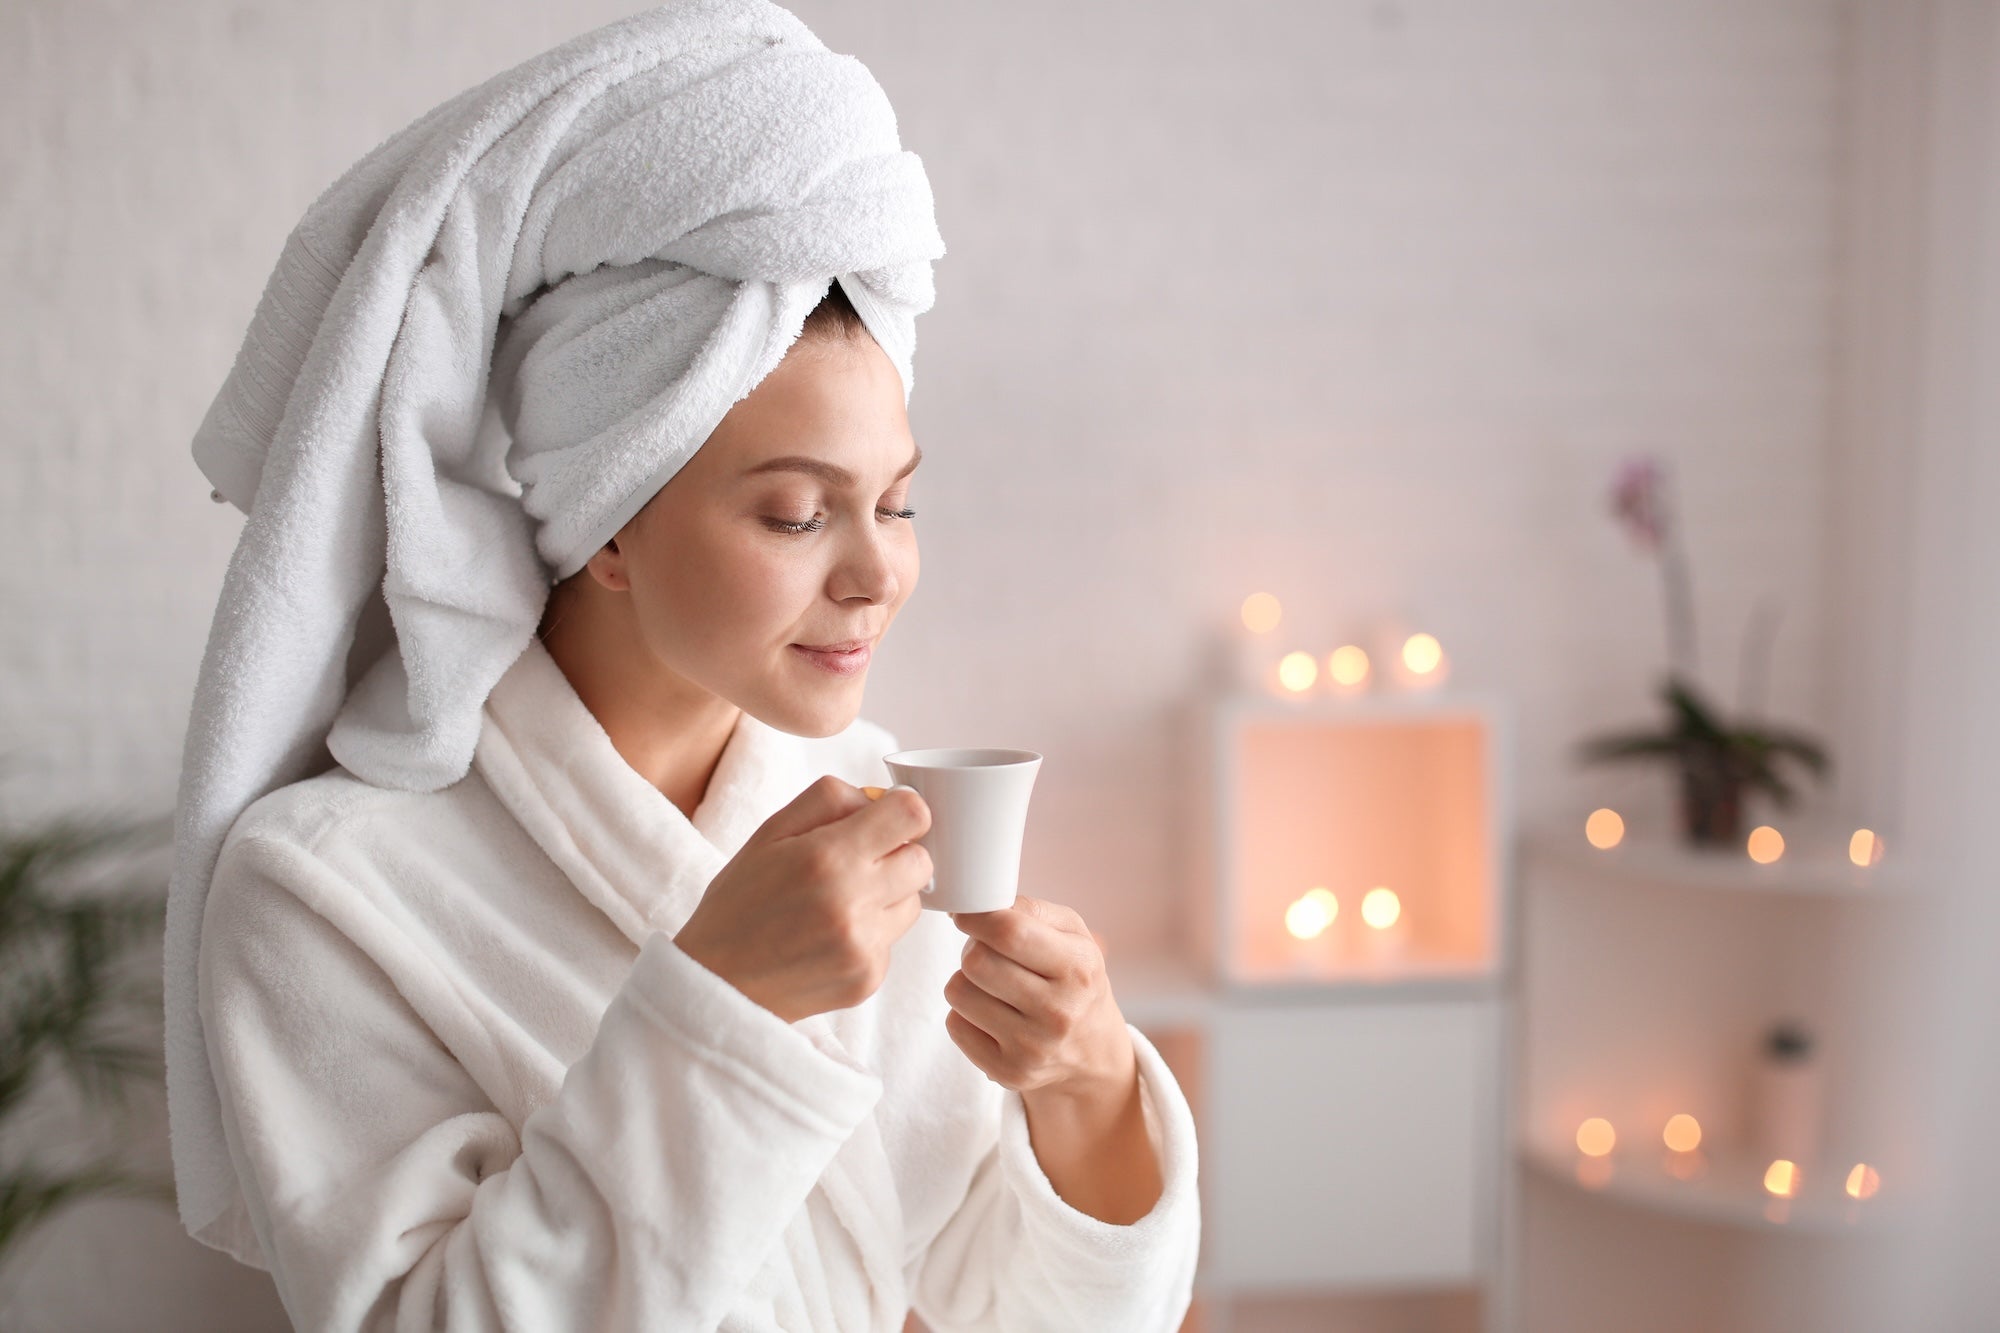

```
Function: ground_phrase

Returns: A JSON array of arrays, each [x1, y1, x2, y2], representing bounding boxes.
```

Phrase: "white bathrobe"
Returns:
[[197, 637, 1200, 1331]]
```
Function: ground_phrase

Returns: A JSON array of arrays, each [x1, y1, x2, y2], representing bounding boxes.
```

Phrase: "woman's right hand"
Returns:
[[674, 776, 933, 1023]]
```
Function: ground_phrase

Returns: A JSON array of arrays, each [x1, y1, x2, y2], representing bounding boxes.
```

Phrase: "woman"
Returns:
[[166, 4, 1199, 1330]]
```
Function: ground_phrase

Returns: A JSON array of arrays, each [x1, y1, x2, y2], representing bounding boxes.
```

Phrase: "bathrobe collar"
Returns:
[[471, 636, 811, 947], [471, 638, 911, 1324]]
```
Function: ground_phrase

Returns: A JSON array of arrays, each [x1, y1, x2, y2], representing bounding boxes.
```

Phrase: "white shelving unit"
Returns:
[[1518, 1135, 1900, 1238], [1111, 689, 1517, 1333], [1514, 818, 1923, 1333]]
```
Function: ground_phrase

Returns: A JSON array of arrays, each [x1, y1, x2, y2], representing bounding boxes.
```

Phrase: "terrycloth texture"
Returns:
[[170, 0, 943, 1255], [197, 638, 1201, 1328]]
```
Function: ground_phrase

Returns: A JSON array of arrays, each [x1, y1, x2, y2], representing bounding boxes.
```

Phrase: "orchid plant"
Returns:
[[1576, 457, 1830, 846]]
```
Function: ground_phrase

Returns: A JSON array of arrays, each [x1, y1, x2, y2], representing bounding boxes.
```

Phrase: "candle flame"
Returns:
[[1576, 1118, 1616, 1158], [1402, 633, 1444, 675], [1241, 593, 1283, 635], [1328, 645, 1371, 686], [1277, 651, 1318, 693], [1586, 808, 1625, 850], [1748, 826, 1786, 864], [1284, 888, 1338, 940], [1850, 829, 1885, 867], [1763, 1159, 1801, 1198], [1360, 886, 1401, 930]]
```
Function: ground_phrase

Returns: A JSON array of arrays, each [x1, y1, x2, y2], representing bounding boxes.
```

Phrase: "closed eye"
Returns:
[[765, 506, 916, 534]]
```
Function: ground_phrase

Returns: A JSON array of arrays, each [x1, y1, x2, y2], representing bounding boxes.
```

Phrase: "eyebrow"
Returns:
[[742, 444, 922, 489]]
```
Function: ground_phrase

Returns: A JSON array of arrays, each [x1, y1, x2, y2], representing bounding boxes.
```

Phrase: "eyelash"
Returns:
[[765, 506, 917, 534]]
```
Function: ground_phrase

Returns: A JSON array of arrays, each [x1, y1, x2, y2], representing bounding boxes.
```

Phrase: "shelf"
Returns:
[[1523, 825, 1916, 899], [1108, 954, 1215, 1027], [1213, 697, 1508, 986], [1520, 1135, 1900, 1237], [1109, 954, 1500, 1028]]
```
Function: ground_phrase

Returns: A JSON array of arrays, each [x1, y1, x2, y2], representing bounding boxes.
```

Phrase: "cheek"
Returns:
[[633, 520, 801, 649], [700, 523, 832, 626], [894, 536, 920, 607]]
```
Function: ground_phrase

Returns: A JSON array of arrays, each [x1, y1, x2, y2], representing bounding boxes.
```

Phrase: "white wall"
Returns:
[[1826, 2, 2000, 1325], [0, 2, 1852, 1327]]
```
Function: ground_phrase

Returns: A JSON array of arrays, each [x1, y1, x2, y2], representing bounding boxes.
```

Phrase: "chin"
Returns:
[[760, 687, 863, 740]]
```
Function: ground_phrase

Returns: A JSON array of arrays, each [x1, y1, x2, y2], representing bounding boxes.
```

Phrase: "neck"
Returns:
[[536, 612, 742, 821]]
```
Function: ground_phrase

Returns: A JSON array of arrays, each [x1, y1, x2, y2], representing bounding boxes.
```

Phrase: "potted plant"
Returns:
[[0, 807, 175, 1274], [1576, 457, 1831, 847]]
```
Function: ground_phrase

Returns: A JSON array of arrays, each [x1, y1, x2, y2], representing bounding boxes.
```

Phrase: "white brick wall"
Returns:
[[0, 1, 1848, 1325]]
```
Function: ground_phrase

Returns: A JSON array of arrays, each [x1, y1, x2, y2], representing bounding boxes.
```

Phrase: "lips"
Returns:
[[790, 639, 873, 676], [794, 636, 874, 653]]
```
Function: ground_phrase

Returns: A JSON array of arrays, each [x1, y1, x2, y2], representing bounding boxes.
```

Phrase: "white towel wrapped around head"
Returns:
[[168, 0, 943, 1262]]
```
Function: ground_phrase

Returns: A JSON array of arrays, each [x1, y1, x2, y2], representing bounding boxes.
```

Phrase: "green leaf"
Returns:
[[0, 808, 173, 1273], [1577, 732, 1682, 765], [0, 1162, 175, 1255], [1663, 677, 1729, 743]]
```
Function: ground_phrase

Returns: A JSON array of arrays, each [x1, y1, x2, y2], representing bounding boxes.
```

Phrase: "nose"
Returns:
[[829, 516, 902, 606]]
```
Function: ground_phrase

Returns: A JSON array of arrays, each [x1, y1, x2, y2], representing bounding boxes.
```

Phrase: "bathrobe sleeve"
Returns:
[[908, 1024, 1202, 1332], [198, 831, 885, 1332]]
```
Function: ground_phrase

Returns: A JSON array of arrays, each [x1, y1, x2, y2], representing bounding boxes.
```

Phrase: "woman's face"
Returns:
[[588, 330, 920, 737]]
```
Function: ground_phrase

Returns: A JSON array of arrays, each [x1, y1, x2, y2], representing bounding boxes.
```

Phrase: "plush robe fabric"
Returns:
[[197, 637, 1200, 1330]]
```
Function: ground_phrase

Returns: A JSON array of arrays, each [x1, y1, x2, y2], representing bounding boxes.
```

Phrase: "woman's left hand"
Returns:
[[944, 895, 1135, 1100]]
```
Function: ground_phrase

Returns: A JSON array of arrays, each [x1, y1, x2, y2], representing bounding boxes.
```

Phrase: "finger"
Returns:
[[944, 1007, 1006, 1079], [959, 936, 1051, 1012], [756, 774, 871, 845], [1015, 894, 1092, 937], [875, 838, 933, 909], [948, 902, 1082, 981], [953, 895, 1089, 941], [887, 876, 925, 937], [945, 968, 1024, 1036], [839, 783, 931, 860]]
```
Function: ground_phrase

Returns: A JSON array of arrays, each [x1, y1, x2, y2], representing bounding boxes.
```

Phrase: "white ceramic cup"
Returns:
[[881, 748, 1042, 913]]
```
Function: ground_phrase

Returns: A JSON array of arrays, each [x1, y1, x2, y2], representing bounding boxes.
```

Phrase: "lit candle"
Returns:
[[1282, 887, 1339, 976], [1661, 1113, 1706, 1180], [1357, 885, 1407, 965], [1393, 632, 1450, 691], [1849, 829, 1885, 868], [1325, 644, 1371, 697], [1276, 650, 1319, 697], [1761, 1158, 1800, 1224], [1576, 1117, 1616, 1157], [1232, 593, 1284, 694]]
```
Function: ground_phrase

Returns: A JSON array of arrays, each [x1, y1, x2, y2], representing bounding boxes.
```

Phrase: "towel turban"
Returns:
[[168, 0, 943, 1261]]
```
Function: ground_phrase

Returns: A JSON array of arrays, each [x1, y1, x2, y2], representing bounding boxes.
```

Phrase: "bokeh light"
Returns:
[[1586, 808, 1626, 850], [1764, 1159, 1801, 1198], [1576, 1118, 1616, 1158], [1402, 633, 1444, 675], [1328, 645, 1371, 686], [1277, 651, 1318, 693], [1663, 1113, 1702, 1153], [1748, 826, 1786, 864], [1284, 887, 1339, 940], [1241, 592, 1283, 634], [1360, 886, 1402, 930], [1850, 828, 1886, 867]]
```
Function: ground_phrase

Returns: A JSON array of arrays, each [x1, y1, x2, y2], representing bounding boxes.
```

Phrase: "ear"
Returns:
[[584, 536, 630, 592]]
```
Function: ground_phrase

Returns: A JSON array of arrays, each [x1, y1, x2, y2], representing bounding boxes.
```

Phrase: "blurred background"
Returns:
[[4, 1, 1996, 1329]]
